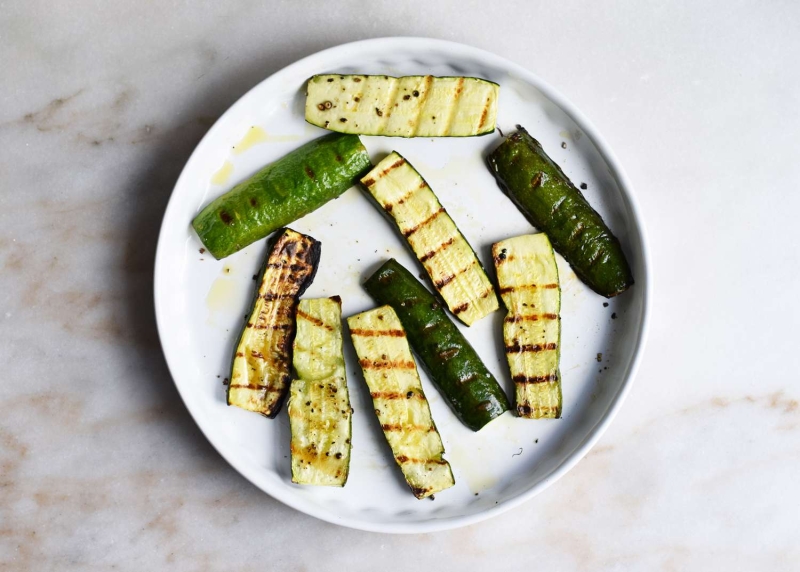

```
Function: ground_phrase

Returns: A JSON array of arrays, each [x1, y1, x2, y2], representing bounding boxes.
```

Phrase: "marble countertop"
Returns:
[[1, 2, 798, 570]]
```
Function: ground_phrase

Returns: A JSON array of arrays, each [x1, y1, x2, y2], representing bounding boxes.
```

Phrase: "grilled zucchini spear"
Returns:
[[348, 306, 454, 499], [487, 127, 634, 297], [289, 296, 352, 486], [364, 259, 510, 431], [193, 132, 370, 259], [306, 74, 499, 137], [493, 234, 562, 418], [227, 228, 320, 417], [361, 152, 498, 326]]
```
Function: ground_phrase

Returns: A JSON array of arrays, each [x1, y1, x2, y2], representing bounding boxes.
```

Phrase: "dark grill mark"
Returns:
[[498, 283, 558, 294], [250, 350, 266, 360], [434, 261, 475, 289], [504, 313, 558, 323], [261, 292, 296, 301], [452, 302, 469, 314], [513, 373, 559, 384], [265, 262, 309, 272], [235, 352, 244, 357], [381, 423, 432, 432], [362, 177, 375, 187], [402, 207, 445, 238], [419, 237, 455, 263], [359, 359, 416, 370], [247, 322, 291, 330], [382, 157, 406, 176], [518, 404, 560, 417], [219, 211, 233, 224], [249, 197, 258, 207], [531, 172, 543, 189], [396, 455, 447, 465], [478, 96, 491, 129], [353, 77, 362, 82], [371, 391, 424, 400], [296, 309, 333, 330], [505, 342, 558, 353], [304, 166, 315, 179], [350, 328, 405, 337]]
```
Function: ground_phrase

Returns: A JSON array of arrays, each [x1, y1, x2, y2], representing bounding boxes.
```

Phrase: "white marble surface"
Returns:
[[1, 1, 798, 570]]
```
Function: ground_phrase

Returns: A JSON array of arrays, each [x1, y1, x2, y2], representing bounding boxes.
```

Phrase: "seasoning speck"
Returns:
[[199, 248, 205, 254], [603, 302, 609, 308], [222, 378, 229, 385], [596, 353, 603, 362], [561, 141, 567, 149], [611, 313, 617, 320], [580, 182, 588, 190]]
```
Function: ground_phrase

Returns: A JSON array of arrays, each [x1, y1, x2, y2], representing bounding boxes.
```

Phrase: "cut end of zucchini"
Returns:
[[348, 306, 455, 499], [289, 297, 352, 486], [493, 234, 562, 419], [306, 74, 498, 138], [361, 152, 498, 326], [227, 228, 321, 417]]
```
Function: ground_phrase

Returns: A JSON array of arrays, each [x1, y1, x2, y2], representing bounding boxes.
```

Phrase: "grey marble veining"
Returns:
[[1, 1, 799, 570]]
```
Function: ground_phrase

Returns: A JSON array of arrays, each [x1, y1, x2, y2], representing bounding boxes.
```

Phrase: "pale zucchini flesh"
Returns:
[[288, 297, 352, 486], [347, 306, 455, 499], [361, 152, 498, 326], [227, 229, 320, 417], [493, 234, 562, 419], [306, 74, 499, 137]]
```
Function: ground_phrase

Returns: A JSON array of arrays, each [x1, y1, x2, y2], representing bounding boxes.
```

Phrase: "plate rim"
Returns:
[[153, 36, 651, 534]]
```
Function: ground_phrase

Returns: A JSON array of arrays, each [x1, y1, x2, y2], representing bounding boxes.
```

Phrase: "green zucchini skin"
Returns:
[[192, 133, 371, 259], [363, 259, 510, 431], [486, 127, 634, 298]]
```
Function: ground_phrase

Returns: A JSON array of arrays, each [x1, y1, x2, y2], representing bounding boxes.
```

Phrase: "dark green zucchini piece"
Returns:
[[486, 126, 634, 297], [193, 133, 370, 259], [363, 259, 510, 431], [227, 228, 320, 417]]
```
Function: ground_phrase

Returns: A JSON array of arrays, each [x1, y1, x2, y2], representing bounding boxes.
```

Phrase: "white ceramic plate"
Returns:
[[154, 37, 650, 533]]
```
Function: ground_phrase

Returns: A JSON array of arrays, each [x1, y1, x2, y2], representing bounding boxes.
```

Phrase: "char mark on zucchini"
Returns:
[[361, 152, 498, 326], [348, 305, 455, 498], [493, 234, 563, 419], [227, 228, 320, 418]]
